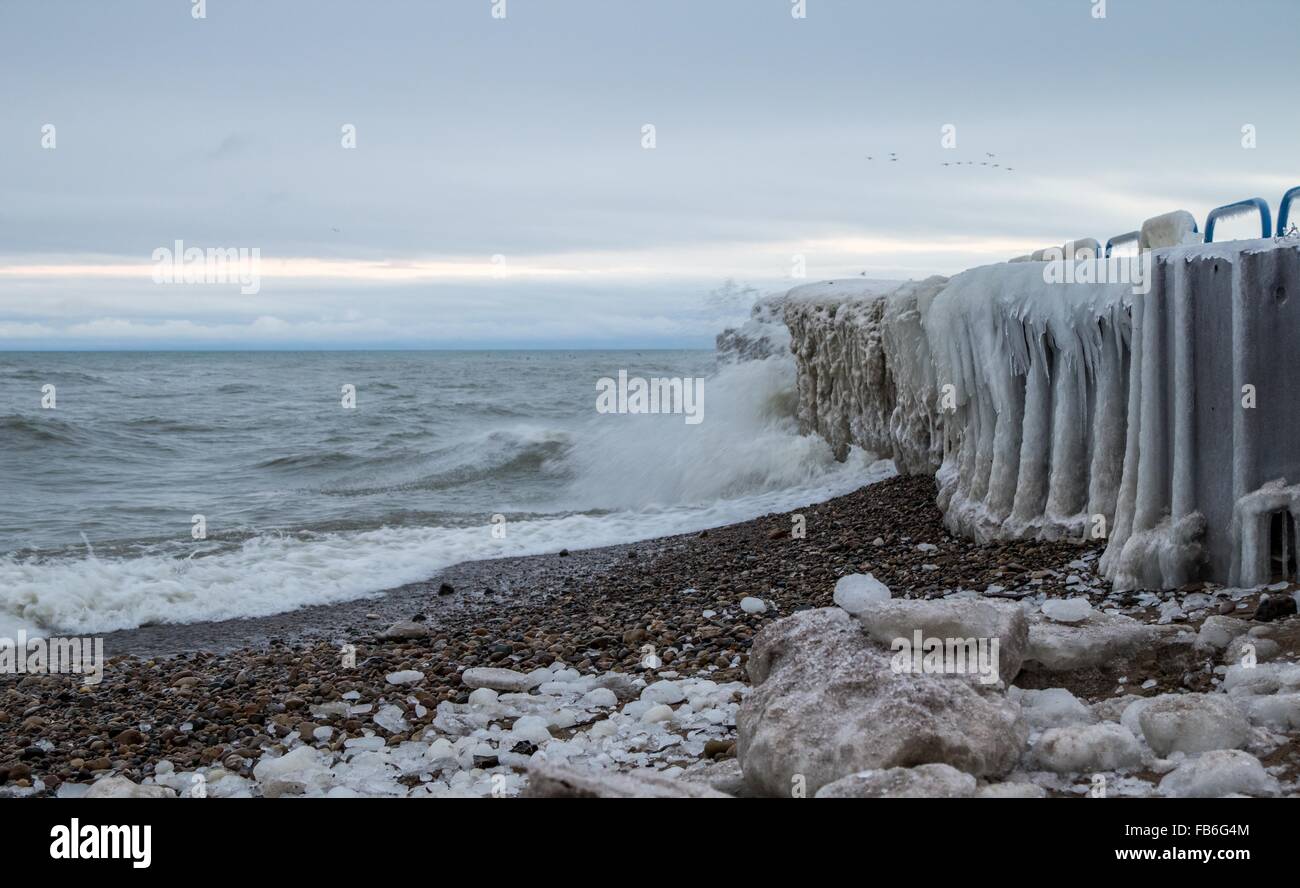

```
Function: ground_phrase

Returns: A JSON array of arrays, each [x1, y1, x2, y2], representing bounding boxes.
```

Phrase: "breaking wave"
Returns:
[[0, 352, 894, 636]]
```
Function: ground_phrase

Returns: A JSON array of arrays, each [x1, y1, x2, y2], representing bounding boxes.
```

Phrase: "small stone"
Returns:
[[379, 620, 429, 640], [703, 739, 733, 759], [1254, 596, 1297, 622]]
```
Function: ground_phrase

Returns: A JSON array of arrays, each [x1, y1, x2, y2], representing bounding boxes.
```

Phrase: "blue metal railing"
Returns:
[[1278, 187, 1300, 235], [1054, 189, 1297, 266], [1204, 197, 1272, 243]]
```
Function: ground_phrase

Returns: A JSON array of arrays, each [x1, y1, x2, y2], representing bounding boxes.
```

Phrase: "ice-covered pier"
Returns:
[[760, 195, 1300, 592]]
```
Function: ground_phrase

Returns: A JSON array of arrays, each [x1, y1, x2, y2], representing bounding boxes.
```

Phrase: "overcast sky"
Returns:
[[2, 0, 1297, 349]]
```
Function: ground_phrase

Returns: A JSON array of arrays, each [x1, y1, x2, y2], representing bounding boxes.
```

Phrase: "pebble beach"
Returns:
[[4, 474, 1298, 798]]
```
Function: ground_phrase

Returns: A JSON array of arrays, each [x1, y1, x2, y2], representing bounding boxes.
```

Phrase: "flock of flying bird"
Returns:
[[866, 150, 1013, 172]]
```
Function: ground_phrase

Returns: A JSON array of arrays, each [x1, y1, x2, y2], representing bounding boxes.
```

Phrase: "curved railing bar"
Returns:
[[1277, 187, 1300, 235], [1204, 197, 1272, 243]]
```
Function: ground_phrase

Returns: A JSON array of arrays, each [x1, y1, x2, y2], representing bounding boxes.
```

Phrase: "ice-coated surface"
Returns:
[[1009, 687, 1097, 731], [1041, 598, 1093, 624], [784, 277, 947, 475], [1030, 722, 1144, 773], [1024, 610, 1158, 671], [832, 572, 891, 614], [1137, 693, 1250, 757], [853, 596, 1027, 683], [460, 667, 544, 693], [813, 763, 977, 798], [1158, 750, 1280, 798], [779, 239, 1300, 591], [737, 608, 1026, 796]]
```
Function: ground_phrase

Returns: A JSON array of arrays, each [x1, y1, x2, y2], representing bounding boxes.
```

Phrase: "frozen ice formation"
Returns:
[[81, 776, 177, 799], [1030, 722, 1145, 773], [460, 667, 544, 693], [715, 294, 794, 362], [1041, 598, 1092, 624], [852, 596, 1028, 682], [785, 277, 947, 476], [522, 763, 731, 798], [813, 763, 977, 798], [832, 572, 891, 614], [778, 238, 1300, 591], [1136, 693, 1250, 757], [1023, 609, 1160, 671], [736, 608, 1025, 797], [1157, 749, 1280, 798], [61, 661, 749, 799], [1008, 687, 1097, 731], [385, 669, 424, 685]]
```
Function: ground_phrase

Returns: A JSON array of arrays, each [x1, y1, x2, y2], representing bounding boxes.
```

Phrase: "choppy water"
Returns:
[[0, 350, 892, 635]]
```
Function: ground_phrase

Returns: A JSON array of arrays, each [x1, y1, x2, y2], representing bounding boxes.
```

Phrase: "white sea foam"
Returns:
[[565, 355, 863, 509]]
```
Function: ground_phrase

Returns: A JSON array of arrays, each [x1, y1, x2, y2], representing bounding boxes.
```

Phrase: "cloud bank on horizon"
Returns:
[[1, 0, 1297, 349]]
